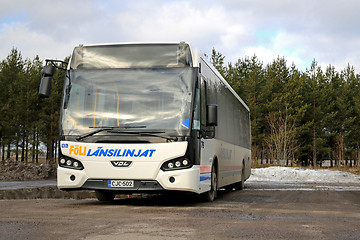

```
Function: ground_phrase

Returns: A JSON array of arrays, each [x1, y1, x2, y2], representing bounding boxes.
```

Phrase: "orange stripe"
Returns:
[[66, 118, 77, 128], [116, 90, 120, 126], [93, 89, 97, 127], [200, 166, 212, 173]]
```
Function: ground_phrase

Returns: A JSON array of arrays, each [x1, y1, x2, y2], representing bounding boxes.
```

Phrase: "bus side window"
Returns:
[[200, 77, 207, 127]]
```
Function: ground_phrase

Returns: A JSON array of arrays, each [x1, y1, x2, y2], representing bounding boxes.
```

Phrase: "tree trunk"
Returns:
[[1, 143, 5, 162], [16, 139, 19, 161], [7, 142, 11, 159], [253, 143, 257, 166], [48, 111, 54, 163], [313, 102, 317, 167], [26, 81, 29, 163], [36, 131, 39, 164], [340, 133, 344, 167], [25, 131, 29, 163], [335, 147, 339, 167], [21, 138, 25, 162], [1, 142, 4, 163], [32, 130, 36, 163], [53, 140, 58, 162]]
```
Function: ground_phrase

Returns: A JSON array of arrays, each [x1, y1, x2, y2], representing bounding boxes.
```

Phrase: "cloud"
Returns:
[[0, 21, 80, 61], [113, 2, 240, 46], [1, 0, 360, 71], [0, 0, 108, 60], [220, 0, 360, 70]]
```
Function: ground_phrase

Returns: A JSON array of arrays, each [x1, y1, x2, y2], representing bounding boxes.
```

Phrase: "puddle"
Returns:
[[0, 180, 97, 200], [0, 180, 56, 190], [0, 186, 96, 200]]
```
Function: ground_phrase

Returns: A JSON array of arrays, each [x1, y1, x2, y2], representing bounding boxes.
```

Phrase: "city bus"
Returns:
[[39, 42, 251, 202]]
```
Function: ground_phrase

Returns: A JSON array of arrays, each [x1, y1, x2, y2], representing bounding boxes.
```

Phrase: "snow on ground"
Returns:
[[249, 167, 360, 183]]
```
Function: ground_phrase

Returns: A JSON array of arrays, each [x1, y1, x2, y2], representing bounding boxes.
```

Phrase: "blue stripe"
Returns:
[[200, 174, 211, 181]]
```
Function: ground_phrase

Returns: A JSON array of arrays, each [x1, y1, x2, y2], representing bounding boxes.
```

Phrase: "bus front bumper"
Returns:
[[57, 166, 201, 194]]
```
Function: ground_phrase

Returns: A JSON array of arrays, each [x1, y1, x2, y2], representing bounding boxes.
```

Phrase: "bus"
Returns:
[[39, 42, 251, 202]]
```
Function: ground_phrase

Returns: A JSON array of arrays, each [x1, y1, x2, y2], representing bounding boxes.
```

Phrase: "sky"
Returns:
[[1, 0, 360, 71]]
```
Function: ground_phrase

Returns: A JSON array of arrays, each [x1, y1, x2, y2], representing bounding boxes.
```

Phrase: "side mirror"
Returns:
[[207, 104, 218, 126], [38, 65, 55, 98]]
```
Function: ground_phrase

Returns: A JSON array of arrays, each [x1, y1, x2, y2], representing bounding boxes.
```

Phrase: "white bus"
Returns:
[[39, 42, 251, 201]]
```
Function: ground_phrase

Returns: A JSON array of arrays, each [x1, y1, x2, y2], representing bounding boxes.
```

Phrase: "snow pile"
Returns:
[[249, 167, 360, 183]]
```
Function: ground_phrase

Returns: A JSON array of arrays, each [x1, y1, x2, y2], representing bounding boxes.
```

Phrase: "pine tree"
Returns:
[[323, 65, 346, 167], [302, 60, 329, 166], [341, 65, 359, 167], [25, 56, 43, 162], [261, 58, 308, 164], [0, 48, 25, 161], [210, 48, 226, 78]]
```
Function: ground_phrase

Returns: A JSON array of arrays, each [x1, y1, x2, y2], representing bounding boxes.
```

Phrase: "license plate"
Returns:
[[108, 180, 134, 188]]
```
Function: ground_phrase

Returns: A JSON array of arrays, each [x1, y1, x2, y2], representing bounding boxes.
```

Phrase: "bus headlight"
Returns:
[[60, 158, 66, 165], [73, 161, 79, 168], [161, 157, 192, 171], [59, 157, 84, 170]]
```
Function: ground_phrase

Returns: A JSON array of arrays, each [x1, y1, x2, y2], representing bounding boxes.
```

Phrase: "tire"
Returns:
[[234, 163, 245, 190], [95, 190, 116, 201], [201, 163, 217, 202]]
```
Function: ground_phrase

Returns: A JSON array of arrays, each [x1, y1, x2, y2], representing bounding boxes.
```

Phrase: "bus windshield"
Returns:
[[60, 68, 196, 137], [70, 43, 192, 69]]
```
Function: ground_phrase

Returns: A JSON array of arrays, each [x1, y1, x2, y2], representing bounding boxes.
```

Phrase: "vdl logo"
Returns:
[[61, 144, 69, 148], [111, 161, 132, 167]]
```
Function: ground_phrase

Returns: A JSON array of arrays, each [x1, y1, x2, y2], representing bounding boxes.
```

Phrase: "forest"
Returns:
[[210, 49, 360, 168], [0, 47, 359, 168], [0, 48, 65, 163]]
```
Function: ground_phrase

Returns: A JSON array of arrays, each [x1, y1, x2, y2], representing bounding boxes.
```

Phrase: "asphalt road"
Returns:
[[1, 181, 360, 240]]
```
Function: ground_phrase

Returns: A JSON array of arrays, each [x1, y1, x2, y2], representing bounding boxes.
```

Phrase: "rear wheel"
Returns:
[[234, 162, 245, 190], [201, 164, 217, 202], [95, 190, 116, 201]]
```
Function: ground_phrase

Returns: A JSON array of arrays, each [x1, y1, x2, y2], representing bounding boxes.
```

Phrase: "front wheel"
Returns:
[[201, 164, 217, 202], [95, 190, 116, 201]]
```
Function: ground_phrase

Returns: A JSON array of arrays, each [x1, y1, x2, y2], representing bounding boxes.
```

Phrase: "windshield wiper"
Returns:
[[76, 128, 113, 141], [75, 125, 146, 141], [89, 125, 146, 129], [139, 132, 178, 142], [107, 130, 178, 142]]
